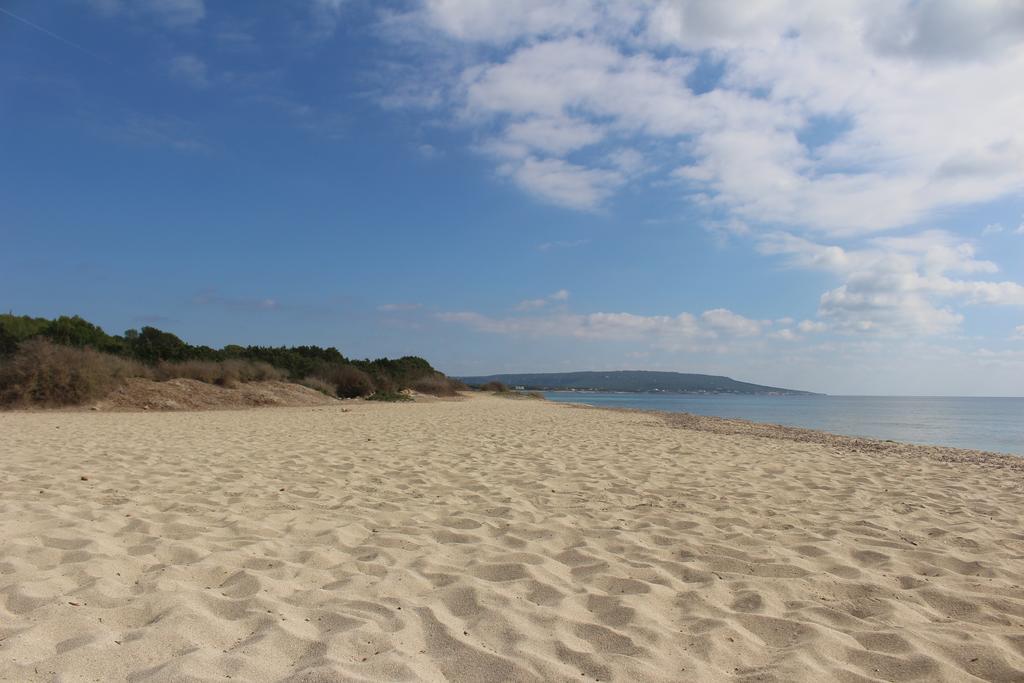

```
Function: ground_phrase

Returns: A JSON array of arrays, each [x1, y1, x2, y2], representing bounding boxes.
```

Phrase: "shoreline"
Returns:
[[553, 399, 1024, 470]]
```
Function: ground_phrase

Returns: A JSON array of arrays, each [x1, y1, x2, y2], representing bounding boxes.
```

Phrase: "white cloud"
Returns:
[[168, 54, 209, 88], [797, 319, 827, 334], [499, 156, 624, 210], [608, 148, 647, 176], [982, 223, 1005, 235], [817, 282, 964, 336], [769, 328, 799, 341], [416, 0, 604, 44], [385, 1, 1024, 228], [759, 229, 1024, 336], [1014, 324, 1024, 340], [500, 115, 605, 156], [866, 0, 1024, 61], [700, 308, 762, 337], [380, 1, 1024, 338]]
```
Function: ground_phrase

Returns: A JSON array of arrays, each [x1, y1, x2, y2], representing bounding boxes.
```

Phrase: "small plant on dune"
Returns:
[[365, 391, 412, 402], [479, 380, 509, 393], [298, 375, 336, 396], [154, 359, 288, 387]]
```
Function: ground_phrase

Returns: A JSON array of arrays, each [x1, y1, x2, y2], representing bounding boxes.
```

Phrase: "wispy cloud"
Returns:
[[192, 290, 282, 312], [514, 289, 570, 311], [416, 143, 441, 159], [0, 6, 111, 62], [549, 289, 570, 301], [102, 113, 207, 152], [168, 54, 209, 88], [538, 239, 589, 252], [89, 0, 206, 28], [378, 303, 423, 312], [308, 0, 348, 40], [439, 303, 776, 352]]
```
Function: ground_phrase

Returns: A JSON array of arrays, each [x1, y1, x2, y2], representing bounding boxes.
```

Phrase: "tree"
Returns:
[[124, 326, 191, 363]]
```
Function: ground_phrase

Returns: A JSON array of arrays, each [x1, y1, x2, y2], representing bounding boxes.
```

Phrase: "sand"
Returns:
[[96, 378, 340, 412], [1, 395, 1022, 682]]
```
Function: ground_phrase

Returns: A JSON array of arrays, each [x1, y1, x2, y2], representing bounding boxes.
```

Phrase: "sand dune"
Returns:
[[2, 395, 1022, 681]]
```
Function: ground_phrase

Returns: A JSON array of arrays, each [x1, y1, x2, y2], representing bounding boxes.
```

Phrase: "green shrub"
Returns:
[[479, 380, 509, 393], [318, 364, 375, 398], [0, 314, 50, 356], [226, 345, 347, 380], [43, 315, 123, 354], [124, 326, 193, 364]]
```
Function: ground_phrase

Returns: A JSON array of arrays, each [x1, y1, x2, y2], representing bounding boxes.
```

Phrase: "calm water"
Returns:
[[543, 392, 1024, 455]]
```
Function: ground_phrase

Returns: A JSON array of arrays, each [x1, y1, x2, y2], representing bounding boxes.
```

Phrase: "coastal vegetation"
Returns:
[[470, 380, 544, 400], [0, 313, 464, 407]]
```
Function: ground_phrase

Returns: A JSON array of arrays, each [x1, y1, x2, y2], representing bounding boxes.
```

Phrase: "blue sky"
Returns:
[[2, 0, 1024, 395]]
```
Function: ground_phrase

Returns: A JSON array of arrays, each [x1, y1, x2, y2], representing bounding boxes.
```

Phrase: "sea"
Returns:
[[542, 392, 1024, 456]]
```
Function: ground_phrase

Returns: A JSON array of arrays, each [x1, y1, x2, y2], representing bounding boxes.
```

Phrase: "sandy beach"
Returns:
[[2, 395, 1023, 682]]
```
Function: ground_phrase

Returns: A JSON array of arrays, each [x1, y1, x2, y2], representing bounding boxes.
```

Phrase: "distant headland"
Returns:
[[458, 370, 819, 396]]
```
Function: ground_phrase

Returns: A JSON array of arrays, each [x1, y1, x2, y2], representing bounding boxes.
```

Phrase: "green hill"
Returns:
[[459, 371, 817, 395]]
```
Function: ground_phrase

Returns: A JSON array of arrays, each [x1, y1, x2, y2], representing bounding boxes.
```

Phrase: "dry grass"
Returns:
[[298, 375, 336, 396], [0, 339, 147, 407]]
